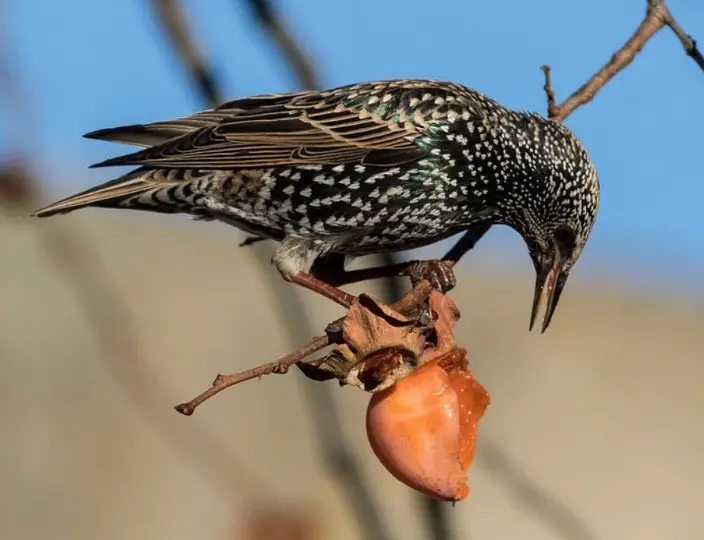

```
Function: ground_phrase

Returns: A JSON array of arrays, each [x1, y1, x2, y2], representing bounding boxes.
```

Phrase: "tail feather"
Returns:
[[83, 124, 183, 148], [83, 113, 222, 149], [32, 171, 172, 218]]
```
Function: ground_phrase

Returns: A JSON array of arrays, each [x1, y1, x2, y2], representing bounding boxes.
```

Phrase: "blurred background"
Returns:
[[1, 1, 703, 539]]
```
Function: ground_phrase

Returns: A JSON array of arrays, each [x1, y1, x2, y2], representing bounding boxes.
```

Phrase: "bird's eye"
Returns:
[[554, 225, 576, 257]]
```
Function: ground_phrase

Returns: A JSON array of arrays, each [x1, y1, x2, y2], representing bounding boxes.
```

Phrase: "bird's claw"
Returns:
[[239, 235, 266, 247], [403, 260, 457, 293]]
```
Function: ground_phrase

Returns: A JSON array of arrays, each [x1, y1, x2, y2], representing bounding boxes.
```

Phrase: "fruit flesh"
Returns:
[[366, 362, 468, 501]]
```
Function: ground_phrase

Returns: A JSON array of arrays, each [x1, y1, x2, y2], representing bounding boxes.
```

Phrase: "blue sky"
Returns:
[[5, 0, 704, 292]]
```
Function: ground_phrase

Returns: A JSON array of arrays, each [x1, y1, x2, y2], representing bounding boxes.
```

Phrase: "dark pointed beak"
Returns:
[[529, 249, 566, 333]]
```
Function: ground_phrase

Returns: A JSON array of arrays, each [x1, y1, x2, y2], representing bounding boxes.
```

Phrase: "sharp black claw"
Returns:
[[404, 260, 457, 293], [239, 235, 266, 247]]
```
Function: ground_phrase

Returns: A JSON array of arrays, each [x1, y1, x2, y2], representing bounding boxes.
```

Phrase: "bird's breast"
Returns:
[[204, 161, 476, 249]]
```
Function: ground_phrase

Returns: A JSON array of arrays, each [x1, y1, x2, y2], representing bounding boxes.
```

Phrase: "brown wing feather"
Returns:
[[89, 87, 427, 169]]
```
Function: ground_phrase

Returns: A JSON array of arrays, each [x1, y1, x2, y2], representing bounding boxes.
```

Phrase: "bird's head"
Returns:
[[523, 221, 590, 333], [509, 123, 600, 333]]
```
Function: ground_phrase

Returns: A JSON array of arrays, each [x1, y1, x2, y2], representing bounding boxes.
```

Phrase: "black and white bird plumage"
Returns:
[[33, 79, 600, 332]]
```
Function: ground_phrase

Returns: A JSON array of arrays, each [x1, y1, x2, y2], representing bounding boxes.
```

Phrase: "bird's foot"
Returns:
[[402, 260, 457, 293], [239, 235, 266, 247], [273, 238, 355, 307]]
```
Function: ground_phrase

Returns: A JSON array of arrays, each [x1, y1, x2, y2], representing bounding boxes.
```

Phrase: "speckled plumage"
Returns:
[[33, 79, 600, 330]]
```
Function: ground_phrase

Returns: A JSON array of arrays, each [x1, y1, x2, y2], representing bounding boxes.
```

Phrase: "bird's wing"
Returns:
[[87, 86, 432, 170]]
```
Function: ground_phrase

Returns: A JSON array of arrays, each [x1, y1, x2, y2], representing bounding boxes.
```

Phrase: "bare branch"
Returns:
[[0, 0, 263, 499], [540, 65, 557, 120], [542, 3, 664, 121], [174, 335, 331, 415], [243, 0, 320, 90], [174, 280, 435, 414], [542, 0, 703, 122], [150, 0, 222, 106], [0, 0, 38, 207], [147, 8, 392, 537], [659, 1, 704, 71]]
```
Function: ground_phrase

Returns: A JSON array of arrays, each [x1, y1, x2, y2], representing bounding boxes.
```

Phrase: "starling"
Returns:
[[32, 79, 600, 332]]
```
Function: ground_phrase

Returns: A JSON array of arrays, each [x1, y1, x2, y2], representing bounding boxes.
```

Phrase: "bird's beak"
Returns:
[[529, 248, 565, 333]]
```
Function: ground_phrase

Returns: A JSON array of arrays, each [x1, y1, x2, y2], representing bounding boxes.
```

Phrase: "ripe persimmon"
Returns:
[[366, 351, 489, 502]]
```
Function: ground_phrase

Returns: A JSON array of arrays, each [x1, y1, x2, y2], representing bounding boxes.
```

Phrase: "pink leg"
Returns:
[[285, 272, 356, 308]]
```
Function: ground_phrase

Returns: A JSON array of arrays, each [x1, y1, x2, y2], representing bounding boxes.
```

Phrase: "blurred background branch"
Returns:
[[243, 0, 320, 90], [1, 0, 264, 505], [0, 0, 37, 206], [150, 2, 392, 539], [543, 0, 704, 122], [151, 0, 222, 104]]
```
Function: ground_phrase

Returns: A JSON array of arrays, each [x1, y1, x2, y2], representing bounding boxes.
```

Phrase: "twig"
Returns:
[[540, 66, 557, 120], [151, 7, 391, 539], [174, 280, 434, 415], [478, 438, 596, 540], [660, 4, 704, 71], [38, 226, 264, 496], [150, 0, 222, 105], [522, 1, 704, 538], [419, 498, 454, 540], [541, 0, 703, 122], [1, 0, 263, 500], [301, 382, 389, 540], [174, 335, 330, 415], [0, 0, 38, 206], [225, 4, 392, 532], [243, 0, 320, 90]]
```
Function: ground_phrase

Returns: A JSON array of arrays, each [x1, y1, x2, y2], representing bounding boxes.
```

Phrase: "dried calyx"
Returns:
[[298, 289, 491, 503], [298, 291, 461, 392]]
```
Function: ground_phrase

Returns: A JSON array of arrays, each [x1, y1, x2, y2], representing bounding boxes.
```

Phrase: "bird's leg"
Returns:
[[311, 225, 492, 292], [402, 225, 491, 326], [441, 224, 491, 264], [401, 260, 457, 291], [283, 272, 356, 308], [273, 237, 356, 308], [239, 235, 267, 247], [400, 225, 492, 290]]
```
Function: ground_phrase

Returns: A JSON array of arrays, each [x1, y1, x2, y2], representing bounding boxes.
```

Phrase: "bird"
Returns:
[[32, 79, 600, 332]]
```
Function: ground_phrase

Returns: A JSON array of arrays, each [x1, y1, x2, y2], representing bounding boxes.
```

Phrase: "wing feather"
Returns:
[[88, 85, 430, 169]]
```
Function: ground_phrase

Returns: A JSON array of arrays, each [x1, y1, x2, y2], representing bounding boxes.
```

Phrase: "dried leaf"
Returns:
[[317, 294, 427, 392], [419, 291, 461, 364], [342, 294, 421, 356]]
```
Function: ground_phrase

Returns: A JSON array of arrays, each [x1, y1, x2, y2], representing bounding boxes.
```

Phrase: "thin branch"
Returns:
[[243, 0, 320, 90], [150, 6, 392, 540], [542, 3, 664, 121], [542, 0, 703, 122], [225, 4, 393, 532], [478, 438, 596, 540], [150, 0, 222, 105], [174, 280, 434, 415], [523, 1, 704, 538], [301, 382, 390, 540], [0, 0, 38, 206], [174, 335, 330, 415], [38, 226, 265, 496], [540, 65, 557, 120], [660, 2, 704, 71], [1, 0, 265, 500]]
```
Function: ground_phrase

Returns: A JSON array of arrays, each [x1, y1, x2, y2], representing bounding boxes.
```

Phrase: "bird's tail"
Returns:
[[32, 169, 179, 218]]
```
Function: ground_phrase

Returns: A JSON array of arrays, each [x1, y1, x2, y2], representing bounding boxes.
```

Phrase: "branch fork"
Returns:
[[174, 280, 472, 415], [541, 0, 703, 123]]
